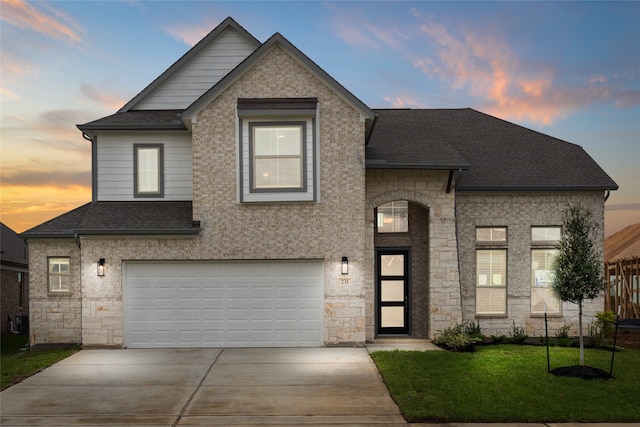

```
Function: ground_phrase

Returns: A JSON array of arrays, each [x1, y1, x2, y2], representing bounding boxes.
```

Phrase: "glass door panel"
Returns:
[[376, 249, 409, 335]]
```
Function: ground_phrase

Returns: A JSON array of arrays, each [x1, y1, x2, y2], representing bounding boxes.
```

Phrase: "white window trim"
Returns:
[[134, 144, 164, 198], [48, 257, 70, 293]]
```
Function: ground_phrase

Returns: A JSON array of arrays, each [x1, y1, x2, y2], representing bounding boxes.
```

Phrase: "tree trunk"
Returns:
[[578, 300, 584, 366]]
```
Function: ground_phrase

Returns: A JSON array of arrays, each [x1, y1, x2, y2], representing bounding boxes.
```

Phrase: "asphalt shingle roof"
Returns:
[[21, 202, 199, 237], [367, 108, 618, 191], [1, 223, 28, 267], [77, 110, 186, 131]]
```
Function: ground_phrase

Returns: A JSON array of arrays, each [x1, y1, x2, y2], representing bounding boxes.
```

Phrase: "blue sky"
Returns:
[[1, 1, 639, 235]]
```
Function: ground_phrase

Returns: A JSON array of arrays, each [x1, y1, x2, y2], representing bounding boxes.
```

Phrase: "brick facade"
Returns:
[[456, 191, 606, 337], [1, 266, 29, 334]]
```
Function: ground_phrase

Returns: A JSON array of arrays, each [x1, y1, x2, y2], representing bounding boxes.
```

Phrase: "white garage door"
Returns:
[[124, 260, 324, 348]]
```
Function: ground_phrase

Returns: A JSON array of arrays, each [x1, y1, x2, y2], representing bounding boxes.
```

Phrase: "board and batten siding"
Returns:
[[134, 29, 256, 110], [96, 132, 192, 201]]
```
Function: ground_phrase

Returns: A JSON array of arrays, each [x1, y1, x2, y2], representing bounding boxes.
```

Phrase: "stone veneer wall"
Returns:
[[365, 170, 462, 340], [456, 191, 606, 337], [374, 203, 430, 337], [28, 240, 81, 345]]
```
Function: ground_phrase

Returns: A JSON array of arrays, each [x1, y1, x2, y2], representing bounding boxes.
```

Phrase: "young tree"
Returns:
[[551, 204, 604, 366]]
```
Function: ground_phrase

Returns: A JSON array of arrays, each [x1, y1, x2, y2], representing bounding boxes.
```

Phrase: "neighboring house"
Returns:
[[1, 222, 29, 335], [22, 18, 617, 348], [604, 223, 640, 319]]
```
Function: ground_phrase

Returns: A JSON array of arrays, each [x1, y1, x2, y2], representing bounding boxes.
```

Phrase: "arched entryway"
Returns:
[[374, 200, 430, 337]]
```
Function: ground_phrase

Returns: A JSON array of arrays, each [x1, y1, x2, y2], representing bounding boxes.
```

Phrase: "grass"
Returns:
[[371, 344, 640, 423], [1, 334, 79, 390]]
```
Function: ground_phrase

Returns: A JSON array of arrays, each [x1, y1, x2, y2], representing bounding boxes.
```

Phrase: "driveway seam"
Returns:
[[172, 349, 223, 427]]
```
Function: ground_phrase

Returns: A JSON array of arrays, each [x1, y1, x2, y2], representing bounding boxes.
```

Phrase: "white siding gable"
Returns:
[[96, 132, 192, 201], [135, 29, 256, 110]]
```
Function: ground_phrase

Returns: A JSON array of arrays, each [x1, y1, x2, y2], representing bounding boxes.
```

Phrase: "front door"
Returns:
[[376, 249, 410, 335]]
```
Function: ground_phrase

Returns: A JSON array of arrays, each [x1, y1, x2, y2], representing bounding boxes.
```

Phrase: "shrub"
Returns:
[[508, 321, 528, 344], [556, 323, 573, 347], [589, 310, 616, 348], [463, 320, 485, 341], [433, 322, 483, 352]]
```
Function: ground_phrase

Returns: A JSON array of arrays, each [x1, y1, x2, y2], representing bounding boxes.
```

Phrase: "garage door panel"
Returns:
[[125, 261, 323, 348]]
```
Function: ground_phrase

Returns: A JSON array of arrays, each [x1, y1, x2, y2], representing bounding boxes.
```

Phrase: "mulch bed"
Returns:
[[551, 365, 613, 380]]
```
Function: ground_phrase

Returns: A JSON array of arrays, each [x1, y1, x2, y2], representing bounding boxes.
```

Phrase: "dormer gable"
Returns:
[[181, 32, 375, 129], [119, 17, 260, 112]]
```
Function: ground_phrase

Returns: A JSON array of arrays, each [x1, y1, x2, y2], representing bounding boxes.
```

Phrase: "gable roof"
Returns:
[[181, 32, 375, 126], [21, 202, 200, 238], [605, 223, 640, 262], [1, 222, 28, 268], [366, 108, 618, 192], [119, 17, 261, 113]]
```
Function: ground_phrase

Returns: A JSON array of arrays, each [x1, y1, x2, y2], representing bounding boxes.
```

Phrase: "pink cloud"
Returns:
[[0, 0, 83, 43], [165, 24, 211, 46], [383, 95, 428, 108], [81, 85, 126, 110]]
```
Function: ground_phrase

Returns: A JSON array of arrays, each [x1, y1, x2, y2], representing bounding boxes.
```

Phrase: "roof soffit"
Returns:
[[118, 17, 261, 113], [181, 33, 374, 126]]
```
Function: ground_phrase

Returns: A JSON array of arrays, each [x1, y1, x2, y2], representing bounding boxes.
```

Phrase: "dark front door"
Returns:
[[376, 249, 410, 335]]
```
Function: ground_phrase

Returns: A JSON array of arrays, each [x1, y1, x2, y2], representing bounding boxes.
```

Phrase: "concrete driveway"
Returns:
[[0, 347, 406, 426]]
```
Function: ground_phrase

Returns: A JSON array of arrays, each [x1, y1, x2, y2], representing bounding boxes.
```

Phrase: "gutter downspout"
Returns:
[[454, 169, 464, 322], [604, 189, 611, 202], [82, 132, 98, 203]]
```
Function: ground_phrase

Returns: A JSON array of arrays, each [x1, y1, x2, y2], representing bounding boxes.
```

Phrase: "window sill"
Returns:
[[47, 291, 73, 297], [475, 314, 508, 319], [530, 313, 563, 318]]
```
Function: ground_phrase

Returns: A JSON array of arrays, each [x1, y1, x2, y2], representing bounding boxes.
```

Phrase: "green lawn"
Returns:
[[371, 344, 640, 423], [1, 334, 79, 390]]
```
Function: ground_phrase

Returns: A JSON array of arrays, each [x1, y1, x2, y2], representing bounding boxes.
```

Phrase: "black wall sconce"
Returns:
[[341, 257, 349, 275], [97, 258, 105, 277]]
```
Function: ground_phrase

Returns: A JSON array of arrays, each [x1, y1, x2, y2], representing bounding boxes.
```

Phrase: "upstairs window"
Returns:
[[376, 201, 409, 233], [251, 123, 304, 191], [134, 144, 164, 197], [48, 257, 70, 292], [237, 98, 318, 203]]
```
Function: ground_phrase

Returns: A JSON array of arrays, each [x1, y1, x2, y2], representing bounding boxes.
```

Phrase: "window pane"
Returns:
[[476, 227, 507, 242], [377, 201, 408, 233], [381, 254, 404, 276], [531, 249, 561, 313], [252, 125, 303, 189], [476, 287, 506, 314], [381, 280, 405, 302], [254, 158, 301, 188], [381, 306, 405, 328], [531, 226, 561, 242], [137, 147, 160, 193], [476, 250, 506, 286], [48, 258, 70, 292]]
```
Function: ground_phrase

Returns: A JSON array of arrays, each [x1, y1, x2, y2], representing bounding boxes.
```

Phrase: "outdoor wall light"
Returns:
[[341, 257, 349, 275], [97, 258, 106, 277]]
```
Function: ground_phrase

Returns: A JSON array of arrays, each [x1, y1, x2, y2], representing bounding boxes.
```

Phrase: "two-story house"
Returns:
[[23, 17, 617, 348]]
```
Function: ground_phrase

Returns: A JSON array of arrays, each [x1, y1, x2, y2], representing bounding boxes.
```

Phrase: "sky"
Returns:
[[1, 0, 639, 237]]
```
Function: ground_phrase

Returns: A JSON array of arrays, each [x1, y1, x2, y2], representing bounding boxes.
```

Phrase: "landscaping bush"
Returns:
[[507, 321, 528, 344], [433, 322, 483, 352]]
